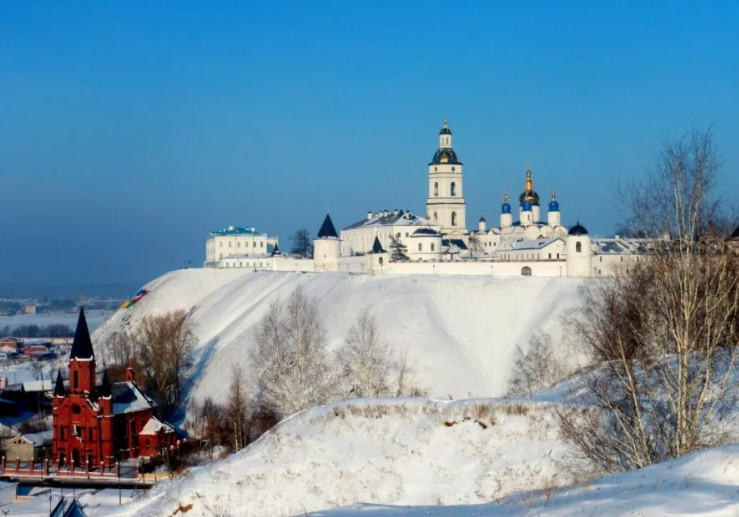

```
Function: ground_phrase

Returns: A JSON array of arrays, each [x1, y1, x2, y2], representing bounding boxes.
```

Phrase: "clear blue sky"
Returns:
[[1, 1, 737, 294]]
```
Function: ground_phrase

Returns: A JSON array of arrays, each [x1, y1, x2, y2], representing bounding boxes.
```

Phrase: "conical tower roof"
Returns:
[[317, 214, 338, 239], [53, 369, 65, 397], [371, 236, 385, 254], [70, 306, 95, 360], [99, 369, 111, 398]]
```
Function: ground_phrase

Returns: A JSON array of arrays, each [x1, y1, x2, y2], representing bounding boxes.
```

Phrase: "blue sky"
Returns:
[[1, 1, 738, 293]]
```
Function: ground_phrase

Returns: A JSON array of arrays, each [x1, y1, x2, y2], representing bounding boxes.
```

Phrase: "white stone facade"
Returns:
[[205, 226, 279, 268], [204, 121, 653, 278]]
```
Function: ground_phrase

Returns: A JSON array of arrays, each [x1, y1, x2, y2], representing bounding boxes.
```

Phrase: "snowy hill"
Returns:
[[93, 395, 739, 517], [93, 270, 586, 403], [93, 398, 574, 517]]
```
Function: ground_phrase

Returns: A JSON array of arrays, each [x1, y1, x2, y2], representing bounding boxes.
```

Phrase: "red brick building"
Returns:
[[52, 308, 177, 468]]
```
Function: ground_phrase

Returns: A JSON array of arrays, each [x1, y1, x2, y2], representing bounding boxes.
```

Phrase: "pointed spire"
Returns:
[[54, 369, 65, 397], [271, 243, 281, 257], [70, 306, 95, 361], [99, 369, 111, 398], [551, 189, 556, 201], [503, 190, 509, 204], [317, 214, 338, 239], [371, 236, 386, 254]]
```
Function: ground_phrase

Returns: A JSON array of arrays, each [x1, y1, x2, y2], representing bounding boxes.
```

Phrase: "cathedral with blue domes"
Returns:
[[206, 120, 652, 278]]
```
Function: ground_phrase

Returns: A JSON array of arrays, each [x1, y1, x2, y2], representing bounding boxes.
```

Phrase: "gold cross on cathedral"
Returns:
[[79, 293, 86, 307]]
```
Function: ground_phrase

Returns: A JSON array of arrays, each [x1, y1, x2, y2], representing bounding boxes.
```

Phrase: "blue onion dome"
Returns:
[[521, 200, 533, 212], [548, 190, 560, 212], [519, 169, 540, 205], [569, 222, 588, 236], [501, 191, 511, 213]]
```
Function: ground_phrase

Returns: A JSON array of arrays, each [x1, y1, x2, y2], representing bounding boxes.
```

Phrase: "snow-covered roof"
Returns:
[[208, 226, 268, 237], [112, 381, 156, 415], [412, 228, 441, 237], [343, 210, 434, 230], [140, 415, 175, 435], [500, 237, 562, 251], [23, 339, 52, 346], [222, 253, 273, 260], [20, 379, 54, 393], [592, 238, 652, 255], [22, 430, 53, 447], [442, 239, 469, 252]]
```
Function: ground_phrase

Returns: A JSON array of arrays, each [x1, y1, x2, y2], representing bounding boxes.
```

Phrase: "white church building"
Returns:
[[205, 120, 648, 278]]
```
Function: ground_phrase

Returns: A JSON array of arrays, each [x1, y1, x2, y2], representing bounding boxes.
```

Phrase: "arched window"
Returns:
[[434, 182, 439, 196], [418, 243, 422, 251], [431, 243, 435, 251], [73, 371, 78, 390], [451, 182, 456, 196], [521, 266, 532, 276], [379, 257, 384, 266], [433, 211, 437, 222], [576, 242, 582, 253], [451, 212, 457, 226]]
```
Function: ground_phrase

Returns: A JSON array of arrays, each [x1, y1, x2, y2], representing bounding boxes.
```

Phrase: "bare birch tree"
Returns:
[[251, 288, 334, 418], [507, 331, 566, 398], [337, 309, 394, 397], [393, 347, 426, 397], [225, 365, 250, 452], [559, 128, 739, 474]]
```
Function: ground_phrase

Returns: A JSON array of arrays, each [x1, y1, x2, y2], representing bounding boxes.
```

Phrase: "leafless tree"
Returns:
[[251, 288, 335, 418], [337, 309, 394, 397], [560, 128, 739, 474], [107, 331, 137, 367], [134, 310, 196, 410], [392, 347, 426, 397], [507, 331, 566, 398], [225, 365, 250, 452]]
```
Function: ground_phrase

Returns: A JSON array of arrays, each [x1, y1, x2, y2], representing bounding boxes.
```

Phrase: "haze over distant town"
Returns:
[[1, 2, 738, 297]]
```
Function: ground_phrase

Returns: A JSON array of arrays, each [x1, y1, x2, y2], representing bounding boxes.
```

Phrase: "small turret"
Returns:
[[547, 190, 561, 227], [478, 216, 487, 232], [314, 213, 341, 271], [500, 191, 513, 229], [521, 201, 534, 227], [566, 221, 592, 277]]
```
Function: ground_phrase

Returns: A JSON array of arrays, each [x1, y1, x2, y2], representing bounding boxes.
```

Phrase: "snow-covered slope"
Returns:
[[94, 270, 585, 403], [94, 398, 574, 517], [95, 394, 739, 517], [312, 444, 739, 517]]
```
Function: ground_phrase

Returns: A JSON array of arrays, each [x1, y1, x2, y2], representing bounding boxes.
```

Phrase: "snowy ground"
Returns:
[[93, 270, 587, 404], [93, 395, 739, 517], [311, 444, 739, 517], [94, 397, 575, 517]]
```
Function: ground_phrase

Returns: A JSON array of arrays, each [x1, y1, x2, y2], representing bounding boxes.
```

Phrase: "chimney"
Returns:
[[367, 211, 373, 220], [125, 367, 136, 383]]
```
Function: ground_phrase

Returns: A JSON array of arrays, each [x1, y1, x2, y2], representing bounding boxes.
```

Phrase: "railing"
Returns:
[[0, 456, 121, 479]]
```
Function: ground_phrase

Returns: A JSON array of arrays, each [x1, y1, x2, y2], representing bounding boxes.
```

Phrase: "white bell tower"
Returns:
[[426, 119, 467, 239]]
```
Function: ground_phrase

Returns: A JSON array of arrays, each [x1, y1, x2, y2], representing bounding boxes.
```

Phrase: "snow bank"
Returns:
[[311, 443, 739, 517], [94, 270, 586, 403], [93, 398, 574, 517]]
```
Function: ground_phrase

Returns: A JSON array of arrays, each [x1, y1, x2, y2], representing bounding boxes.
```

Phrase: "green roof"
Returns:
[[209, 226, 265, 237]]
